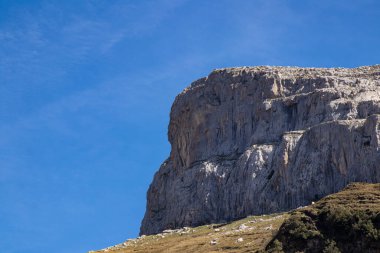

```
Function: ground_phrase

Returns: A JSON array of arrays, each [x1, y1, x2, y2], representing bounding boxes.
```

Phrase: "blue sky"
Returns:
[[0, 0, 379, 252]]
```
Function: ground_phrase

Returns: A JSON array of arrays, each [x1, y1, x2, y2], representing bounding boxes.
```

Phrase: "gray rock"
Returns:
[[140, 65, 380, 235], [210, 239, 218, 245]]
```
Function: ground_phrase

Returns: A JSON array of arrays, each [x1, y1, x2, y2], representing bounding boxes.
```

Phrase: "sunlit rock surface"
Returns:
[[141, 65, 380, 235]]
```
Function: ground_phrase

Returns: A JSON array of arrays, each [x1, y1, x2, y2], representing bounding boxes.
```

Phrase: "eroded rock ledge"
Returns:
[[141, 65, 380, 235]]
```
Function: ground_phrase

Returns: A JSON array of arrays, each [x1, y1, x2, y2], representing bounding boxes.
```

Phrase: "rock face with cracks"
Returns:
[[140, 65, 380, 235]]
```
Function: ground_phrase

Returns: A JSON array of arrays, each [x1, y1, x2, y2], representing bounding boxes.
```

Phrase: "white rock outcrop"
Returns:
[[141, 65, 380, 235]]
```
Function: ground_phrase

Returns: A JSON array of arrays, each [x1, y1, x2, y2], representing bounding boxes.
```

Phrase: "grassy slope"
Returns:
[[89, 213, 287, 253], [90, 183, 380, 253], [267, 183, 380, 253]]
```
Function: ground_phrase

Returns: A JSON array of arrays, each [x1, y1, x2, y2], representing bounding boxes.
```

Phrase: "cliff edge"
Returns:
[[141, 65, 380, 235]]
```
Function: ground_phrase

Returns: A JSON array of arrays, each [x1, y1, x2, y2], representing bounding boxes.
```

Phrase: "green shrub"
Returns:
[[266, 239, 284, 253], [323, 240, 340, 253], [285, 213, 320, 240]]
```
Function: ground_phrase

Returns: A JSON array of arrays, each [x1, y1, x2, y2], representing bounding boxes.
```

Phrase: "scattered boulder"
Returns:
[[210, 239, 218, 245]]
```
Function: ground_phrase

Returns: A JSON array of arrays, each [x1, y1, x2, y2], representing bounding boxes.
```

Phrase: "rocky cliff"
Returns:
[[141, 65, 380, 235]]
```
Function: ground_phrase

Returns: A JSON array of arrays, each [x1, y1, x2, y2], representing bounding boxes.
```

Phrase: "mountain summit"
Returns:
[[141, 65, 380, 235]]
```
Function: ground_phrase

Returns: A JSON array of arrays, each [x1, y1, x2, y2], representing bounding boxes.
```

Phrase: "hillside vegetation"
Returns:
[[266, 183, 380, 253], [90, 183, 380, 253]]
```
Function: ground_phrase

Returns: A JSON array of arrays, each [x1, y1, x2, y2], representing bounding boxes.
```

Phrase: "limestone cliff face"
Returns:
[[140, 65, 380, 235]]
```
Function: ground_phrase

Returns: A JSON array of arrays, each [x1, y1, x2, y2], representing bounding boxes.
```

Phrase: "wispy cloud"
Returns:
[[0, 0, 188, 85]]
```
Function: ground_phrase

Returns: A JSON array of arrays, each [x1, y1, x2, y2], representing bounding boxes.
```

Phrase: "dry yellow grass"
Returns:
[[89, 213, 288, 253], [90, 183, 380, 253]]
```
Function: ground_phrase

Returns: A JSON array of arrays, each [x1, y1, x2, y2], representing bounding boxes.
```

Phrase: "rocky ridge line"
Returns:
[[141, 65, 380, 235]]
